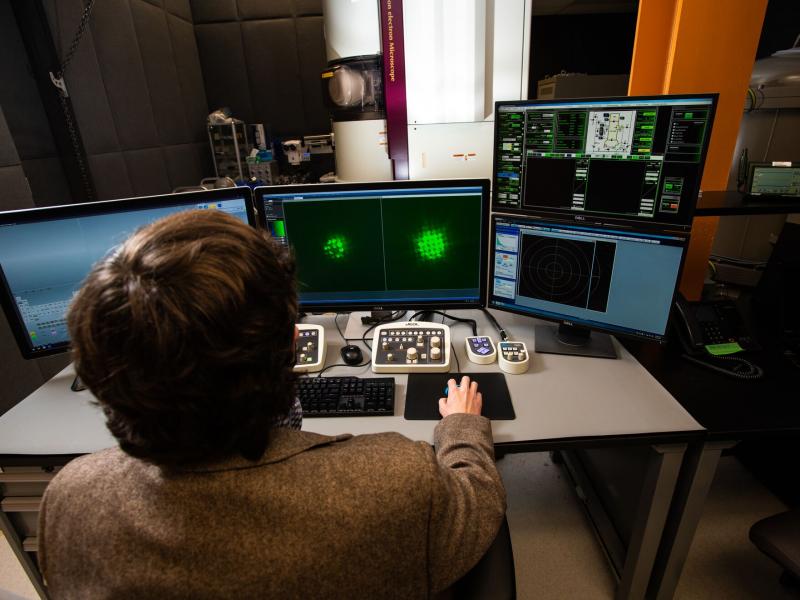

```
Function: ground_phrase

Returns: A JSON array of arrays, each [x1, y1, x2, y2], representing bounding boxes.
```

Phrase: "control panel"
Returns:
[[372, 321, 451, 373], [294, 324, 326, 373], [466, 336, 497, 364], [498, 341, 530, 374]]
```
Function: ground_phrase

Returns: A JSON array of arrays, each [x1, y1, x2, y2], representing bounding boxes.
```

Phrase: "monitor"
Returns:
[[493, 94, 718, 231], [0, 188, 255, 359], [488, 214, 689, 357], [747, 162, 800, 198], [254, 179, 489, 312]]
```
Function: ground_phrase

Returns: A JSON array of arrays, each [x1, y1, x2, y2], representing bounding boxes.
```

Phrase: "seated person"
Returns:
[[39, 210, 506, 598]]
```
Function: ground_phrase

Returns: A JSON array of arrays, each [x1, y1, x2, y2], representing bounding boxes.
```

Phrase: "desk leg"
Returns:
[[647, 440, 735, 600], [0, 509, 48, 599], [615, 444, 685, 600]]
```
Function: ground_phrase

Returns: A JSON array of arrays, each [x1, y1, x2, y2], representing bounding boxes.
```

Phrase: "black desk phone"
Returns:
[[673, 295, 764, 379]]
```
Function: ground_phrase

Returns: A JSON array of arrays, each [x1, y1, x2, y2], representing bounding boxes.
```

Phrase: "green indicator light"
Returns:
[[323, 235, 348, 260], [642, 111, 656, 116], [639, 137, 652, 142], [641, 125, 654, 130], [685, 112, 693, 118], [415, 228, 447, 261]]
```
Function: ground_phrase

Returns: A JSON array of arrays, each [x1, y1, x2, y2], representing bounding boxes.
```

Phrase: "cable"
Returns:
[[334, 313, 347, 343], [450, 342, 460, 372], [408, 310, 477, 336], [481, 308, 509, 341], [362, 310, 406, 351], [681, 353, 764, 380], [315, 361, 371, 378]]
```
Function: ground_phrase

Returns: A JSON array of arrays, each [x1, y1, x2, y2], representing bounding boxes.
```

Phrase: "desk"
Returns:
[[0, 309, 704, 600], [624, 328, 800, 599]]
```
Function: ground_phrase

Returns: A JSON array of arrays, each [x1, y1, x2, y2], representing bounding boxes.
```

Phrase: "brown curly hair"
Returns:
[[68, 210, 298, 466]]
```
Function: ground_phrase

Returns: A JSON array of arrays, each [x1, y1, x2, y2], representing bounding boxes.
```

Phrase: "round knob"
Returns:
[[381, 341, 389, 351], [307, 342, 315, 350], [406, 347, 418, 360], [417, 334, 424, 343], [431, 347, 441, 360], [387, 353, 394, 362], [431, 336, 441, 348]]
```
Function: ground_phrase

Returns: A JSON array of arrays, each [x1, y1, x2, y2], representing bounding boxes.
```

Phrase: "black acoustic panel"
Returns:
[[124, 147, 172, 196], [88, 152, 134, 200], [132, 0, 192, 146], [89, 0, 159, 149], [0, 166, 34, 209], [294, 0, 323, 16], [168, 15, 209, 142], [52, 0, 120, 155], [0, 108, 20, 167], [190, 0, 238, 23], [296, 16, 329, 134], [21, 158, 72, 207], [405, 373, 516, 421], [0, 1, 59, 161], [195, 23, 255, 123], [165, 0, 192, 21], [163, 142, 209, 189], [237, 0, 293, 19], [241, 19, 305, 136]]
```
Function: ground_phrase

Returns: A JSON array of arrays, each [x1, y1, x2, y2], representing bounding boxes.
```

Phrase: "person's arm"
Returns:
[[423, 376, 507, 593]]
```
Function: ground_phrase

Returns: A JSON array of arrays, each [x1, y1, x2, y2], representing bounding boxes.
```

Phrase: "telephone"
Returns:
[[673, 295, 764, 379]]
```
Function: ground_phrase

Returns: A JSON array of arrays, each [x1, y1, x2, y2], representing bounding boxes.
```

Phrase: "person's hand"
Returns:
[[438, 375, 482, 418]]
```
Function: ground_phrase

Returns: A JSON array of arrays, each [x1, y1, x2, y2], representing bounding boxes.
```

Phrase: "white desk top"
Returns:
[[0, 310, 703, 456]]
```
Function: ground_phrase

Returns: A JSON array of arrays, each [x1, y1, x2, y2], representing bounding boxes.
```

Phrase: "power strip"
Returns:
[[294, 324, 326, 373], [372, 321, 451, 373]]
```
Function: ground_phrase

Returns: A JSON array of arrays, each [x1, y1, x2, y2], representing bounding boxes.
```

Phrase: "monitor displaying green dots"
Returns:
[[271, 182, 487, 307]]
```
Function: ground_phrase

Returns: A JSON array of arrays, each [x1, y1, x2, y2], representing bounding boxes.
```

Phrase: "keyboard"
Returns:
[[297, 376, 395, 417]]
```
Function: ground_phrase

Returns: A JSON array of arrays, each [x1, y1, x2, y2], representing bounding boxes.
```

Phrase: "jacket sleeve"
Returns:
[[422, 413, 507, 593]]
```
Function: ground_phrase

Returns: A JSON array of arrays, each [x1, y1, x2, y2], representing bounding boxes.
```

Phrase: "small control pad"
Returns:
[[372, 321, 451, 373], [466, 336, 497, 364], [498, 341, 530, 375], [294, 324, 326, 373]]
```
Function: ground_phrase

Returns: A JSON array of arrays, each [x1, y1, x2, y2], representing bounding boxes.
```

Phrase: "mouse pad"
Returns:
[[404, 373, 515, 420]]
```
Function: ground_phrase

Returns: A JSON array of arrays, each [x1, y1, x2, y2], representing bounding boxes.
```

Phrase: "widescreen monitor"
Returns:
[[493, 94, 718, 231], [0, 188, 254, 359], [254, 180, 489, 312], [488, 215, 689, 357]]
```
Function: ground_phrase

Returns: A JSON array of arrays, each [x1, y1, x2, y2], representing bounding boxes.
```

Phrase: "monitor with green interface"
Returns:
[[493, 94, 718, 230], [255, 180, 489, 311]]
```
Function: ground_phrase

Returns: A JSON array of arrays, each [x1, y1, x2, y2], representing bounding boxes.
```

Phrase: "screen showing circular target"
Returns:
[[518, 234, 616, 312]]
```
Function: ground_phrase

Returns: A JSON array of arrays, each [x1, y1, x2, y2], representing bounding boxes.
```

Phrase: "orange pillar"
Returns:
[[629, 0, 768, 299]]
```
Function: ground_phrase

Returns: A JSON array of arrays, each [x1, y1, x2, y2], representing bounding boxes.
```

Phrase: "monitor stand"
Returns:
[[70, 375, 87, 392], [343, 311, 407, 340], [534, 323, 618, 359]]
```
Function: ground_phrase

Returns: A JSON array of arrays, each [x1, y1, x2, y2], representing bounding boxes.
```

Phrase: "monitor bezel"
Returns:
[[487, 213, 690, 344], [0, 187, 255, 359], [254, 179, 491, 313], [491, 93, 720, 232]]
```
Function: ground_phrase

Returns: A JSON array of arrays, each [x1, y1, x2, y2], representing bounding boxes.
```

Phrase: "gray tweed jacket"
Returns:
[[39, 414, 506, 599]]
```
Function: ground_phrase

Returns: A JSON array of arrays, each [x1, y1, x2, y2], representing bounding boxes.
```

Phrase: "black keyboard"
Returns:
[[298, 377, 395, 417]]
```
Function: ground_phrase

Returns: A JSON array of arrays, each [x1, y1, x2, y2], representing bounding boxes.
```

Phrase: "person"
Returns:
[[38, 210, 506, 599]]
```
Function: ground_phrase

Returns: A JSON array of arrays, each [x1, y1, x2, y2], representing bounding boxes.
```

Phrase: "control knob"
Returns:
[[430, 346, 441, 361], [406, 347, 418, 361], [431, 336, 441, 348]]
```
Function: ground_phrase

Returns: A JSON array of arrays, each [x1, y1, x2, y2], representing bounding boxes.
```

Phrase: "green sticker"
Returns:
[[705, 342, 743, 356]]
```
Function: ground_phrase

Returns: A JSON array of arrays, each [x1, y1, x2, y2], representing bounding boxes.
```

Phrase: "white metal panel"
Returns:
[[407, 121, 494, 180], [322, 0, 381, 61]]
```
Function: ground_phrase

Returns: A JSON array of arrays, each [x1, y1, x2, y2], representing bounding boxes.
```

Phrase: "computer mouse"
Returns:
[[340, 344, 363, 365]]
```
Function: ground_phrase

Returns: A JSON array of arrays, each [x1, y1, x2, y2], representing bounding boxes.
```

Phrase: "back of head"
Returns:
[[68, 210, 298, 466]]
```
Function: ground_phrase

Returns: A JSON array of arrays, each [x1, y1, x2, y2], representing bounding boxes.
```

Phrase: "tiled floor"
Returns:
[[0, 454, 795, 599]]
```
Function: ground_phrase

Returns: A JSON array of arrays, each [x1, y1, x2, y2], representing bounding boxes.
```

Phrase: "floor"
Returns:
[[0, 454, 796, 599]]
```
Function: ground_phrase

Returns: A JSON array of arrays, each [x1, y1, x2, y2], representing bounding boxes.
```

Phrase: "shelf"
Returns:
[[695, 190, 800, 216]]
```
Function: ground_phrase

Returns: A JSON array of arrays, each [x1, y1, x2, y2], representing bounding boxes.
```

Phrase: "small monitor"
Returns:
[[254, 180, 489, 312], [747, 162, 800, 198], [0, 188, 255, 359], [493, 94, 718, 230], [488, 215, 689, 356]]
